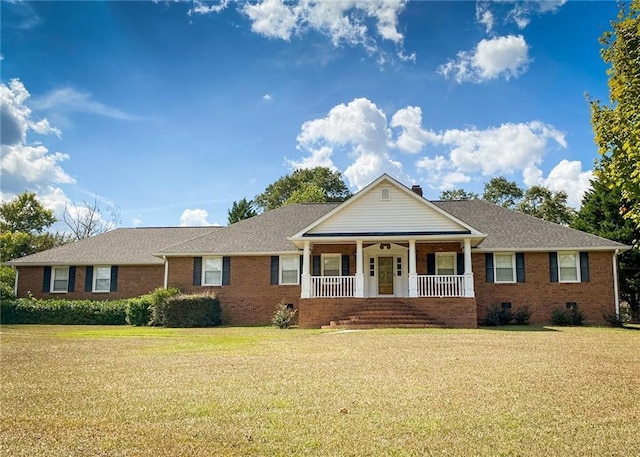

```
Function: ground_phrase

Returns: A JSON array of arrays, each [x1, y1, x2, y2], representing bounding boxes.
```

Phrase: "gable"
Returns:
[[306, 180, 470, 236]]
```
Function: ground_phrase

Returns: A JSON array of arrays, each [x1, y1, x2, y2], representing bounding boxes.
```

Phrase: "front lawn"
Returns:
[[1, 325, 638, 456]]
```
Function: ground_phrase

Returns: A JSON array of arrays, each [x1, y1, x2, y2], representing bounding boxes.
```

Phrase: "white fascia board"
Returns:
[[472, 246, 630, 253], [8, 261, 164, 267], [289, 233, 486, 247], [156, 251, 302, 258]]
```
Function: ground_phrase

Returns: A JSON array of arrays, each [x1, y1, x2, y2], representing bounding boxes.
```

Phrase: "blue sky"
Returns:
[[1, 0, 618, 228]]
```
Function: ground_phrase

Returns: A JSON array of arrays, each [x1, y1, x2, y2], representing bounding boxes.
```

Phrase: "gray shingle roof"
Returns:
[[158, 203, 340, 255], [432, 199, 627, 250], [6, 227, 218, 266]]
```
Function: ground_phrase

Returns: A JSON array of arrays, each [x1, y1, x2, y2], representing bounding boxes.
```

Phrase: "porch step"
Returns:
[[321, 300, 447, 329]]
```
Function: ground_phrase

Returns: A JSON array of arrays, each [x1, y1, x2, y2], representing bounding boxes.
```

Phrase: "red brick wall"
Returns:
[[167, 256, 301, 326], [16, 265, 164, 300], [298, 297, 477, 328], [473, 251, 616, 325]]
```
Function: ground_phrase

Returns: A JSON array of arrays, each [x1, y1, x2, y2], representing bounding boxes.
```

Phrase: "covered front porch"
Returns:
[[298, 238, 477, 299]]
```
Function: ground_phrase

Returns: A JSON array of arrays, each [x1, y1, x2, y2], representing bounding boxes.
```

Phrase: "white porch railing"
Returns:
[[417, 275, 465, 297], [311, 276, 355, 298]]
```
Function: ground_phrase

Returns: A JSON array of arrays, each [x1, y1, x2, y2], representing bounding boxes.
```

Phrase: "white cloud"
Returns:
[[180, 208, 215, 226], [30, 86, 139, 122], [262, 93, 272, 101], [188, 0, 229, 16], [475, 2, 494, 34], [524, 159, 592, 207], [291, 97, 410, 189], [391, 106, 439, 153], [415, 121, 567, 191], [190, 0, 412, 63], [438, 35, 530, 84], [1, 79, 74, 206], [132, 216, 143, 227]]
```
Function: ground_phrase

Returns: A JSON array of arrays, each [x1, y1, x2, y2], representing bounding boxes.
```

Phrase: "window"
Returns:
[[51, 266, 69, 293], [494, 253, 515, 283], [280, 255, 299, 285], [558, 252, 579, 282], [322, 254, 341, 276], [435, 253, 456, 275], [396, 257, 402, 276], [369, 258, 375, 277], [93, 266, 111, 292], [203, 257, 222, 286], [381, 187, 391, 201]]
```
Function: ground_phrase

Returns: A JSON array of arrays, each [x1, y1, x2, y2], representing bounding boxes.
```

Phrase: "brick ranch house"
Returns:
[[7, 174, 628, 328]]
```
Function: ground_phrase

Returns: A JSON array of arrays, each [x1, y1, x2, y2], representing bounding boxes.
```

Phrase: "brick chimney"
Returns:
[[411, 184, 423, 197]]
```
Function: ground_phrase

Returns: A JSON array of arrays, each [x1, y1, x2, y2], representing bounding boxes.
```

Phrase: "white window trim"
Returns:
[[435, 252, 457, 275], [494, 253, 516, 284], [92, 266, 112, 293], [558, 251, 581, 283], [50, 266, 69, 293], [202, 256, 223, 286], [279, 255, 300, 285], [321, 254, 341, 277]]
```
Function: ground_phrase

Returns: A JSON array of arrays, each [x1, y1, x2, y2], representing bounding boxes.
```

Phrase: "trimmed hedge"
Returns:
[[1, 298, 127, 325], [156, 293, 222, 328]]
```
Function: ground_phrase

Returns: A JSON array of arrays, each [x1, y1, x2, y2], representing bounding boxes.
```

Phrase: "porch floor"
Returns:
[[320, 299, 448, 329]]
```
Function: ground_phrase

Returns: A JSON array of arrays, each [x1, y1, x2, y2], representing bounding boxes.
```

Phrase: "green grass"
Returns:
[[1, 325, 639, 456]]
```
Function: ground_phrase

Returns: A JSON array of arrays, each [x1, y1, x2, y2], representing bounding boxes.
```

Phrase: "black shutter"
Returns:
[[580, 252, 590, 282], [312, 255, 320, 276], [222, 257, 230, 285], [85, 266, 94, 292], [485, 253, 494, 283], [427, 254, 435, 275], [299, 256, 303, 280], [516, 253, 525, 283], [341, 254, 350, 276], [68, 266, 76, 292], [42, 266, 51, 293], [193, 257, 202, 286], [110, 266, 118, 292], [549, 252, 558, 283], [456, 253, 464, 275], [271, 256, 279, 285]]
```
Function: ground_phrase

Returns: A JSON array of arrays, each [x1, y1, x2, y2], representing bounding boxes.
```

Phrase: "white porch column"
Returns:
[[463, 238, 474, 298], [355, 240, 364, 297], [301, 241, 311, 299], [409, 239, 418, 297]]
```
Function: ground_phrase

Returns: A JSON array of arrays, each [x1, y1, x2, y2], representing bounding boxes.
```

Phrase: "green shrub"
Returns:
[[603, 311, 627, 328], [483, 304, 513, 326], [551, 305, 585, 326], [0, 266, 16, 300], [160, 293, 221, 328], [126, 296, 153, 326], [512, 306, 532, 325], [147, 287, 181, 326], [0, 297, 127, 325], [271, 300, 297, 329]]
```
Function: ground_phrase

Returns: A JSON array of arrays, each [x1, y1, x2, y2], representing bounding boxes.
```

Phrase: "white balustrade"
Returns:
[[417, 275, 466, 297], [310, 276, 356, 298]]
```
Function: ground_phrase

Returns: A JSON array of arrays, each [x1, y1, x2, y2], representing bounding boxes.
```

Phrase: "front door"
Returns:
[[378, 257, 394, 295]]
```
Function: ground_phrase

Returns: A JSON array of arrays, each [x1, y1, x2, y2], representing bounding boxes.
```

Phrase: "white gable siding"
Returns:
[[308, 182, 466, 234]]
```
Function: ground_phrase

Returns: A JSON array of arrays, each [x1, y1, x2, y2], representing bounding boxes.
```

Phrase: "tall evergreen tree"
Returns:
[[572, 173, 639, 322], [227, 198, 257, 225]]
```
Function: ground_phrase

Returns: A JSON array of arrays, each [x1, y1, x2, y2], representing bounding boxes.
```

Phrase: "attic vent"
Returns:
[[381, 188, 391, 201]]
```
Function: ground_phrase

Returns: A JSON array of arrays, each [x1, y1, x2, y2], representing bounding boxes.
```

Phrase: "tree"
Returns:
[[482, 177, 524, 209], [516, 186, 575, 226], [0, 192, 55, 234], [63, 198, 120, 241], [590, 0, 640, 227], [227, 198, 257, 225], [572, 171, 640, 322], [0, 192, 66, 298], [254, 167, 351, 212], [283, 183, 327, 205], [439, 189, 479, 201]]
